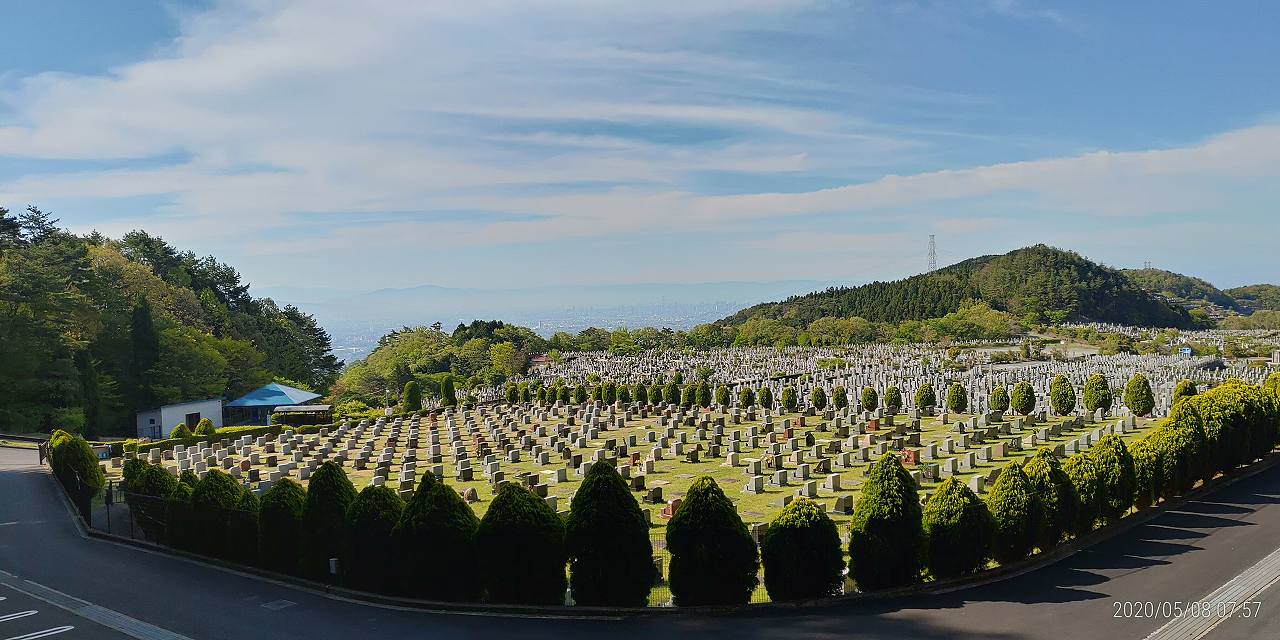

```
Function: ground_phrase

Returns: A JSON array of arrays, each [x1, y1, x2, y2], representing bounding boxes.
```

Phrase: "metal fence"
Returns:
[[646, 531, 772, 606]]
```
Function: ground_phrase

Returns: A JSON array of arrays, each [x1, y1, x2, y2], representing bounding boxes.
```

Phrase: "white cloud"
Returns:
[[0, 0, 1276, 289]]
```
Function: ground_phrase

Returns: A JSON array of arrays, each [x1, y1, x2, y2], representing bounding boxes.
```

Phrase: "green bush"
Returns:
[[1128, 437, 1161, 509], [476, 483, 567, 605], [986, 462, 1041, 563], [667, 476, 759, 605], [883, 386, 903, 413], [50, 434, 105, 520], [229, 490, 260, 566], [1083, 373, 1113, 415], [988, 385, 1009, 413], [738, 387, 755, 408], [861, 387, 878, 412], [663, 381, 680, 405], [758, 386, 774, 409], [1049, 375, 1076, 416], [946, 383, 967, 414], [193, 418, 217, 437], [393, 473, 483, 601], [301, 462, 357, 579], [403, 381, 423, 412], [1022, 449, 1077, 550], [190, 468, 245, 558], [810, 387, 827, 411], [761, 498, 843, 601], [1124, 373, 1155, 417], [1062, 454, 1101, 535], [1090, 434, 1136, 523], [781, 386, 798, 412], [716, 385, 731, 408], [915, 382, 936, 409], [345, 485, 405, 592], [848, 453, 924, 590], [170, 423, 192, 439], [603, 381, 617, 405], [921, 478, 993, 579], [1010, 381, 1036, 416], [259, 477, 307, 574], [634, 383, 648, 405], [566, 462, 657, 606], [164, 482, 195, 550], [831, 386, 847, 409], [1173, 379, 1198, 406]]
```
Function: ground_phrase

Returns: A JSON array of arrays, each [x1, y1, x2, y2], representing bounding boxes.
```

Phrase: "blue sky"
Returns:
[[1, 0, 1278, 295]]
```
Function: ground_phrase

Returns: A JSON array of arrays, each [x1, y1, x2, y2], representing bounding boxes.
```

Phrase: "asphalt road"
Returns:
[[5, 445, 1280, 640]]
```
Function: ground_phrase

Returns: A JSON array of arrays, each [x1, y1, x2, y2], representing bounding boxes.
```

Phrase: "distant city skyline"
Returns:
[[2, 1, 1279, 293]]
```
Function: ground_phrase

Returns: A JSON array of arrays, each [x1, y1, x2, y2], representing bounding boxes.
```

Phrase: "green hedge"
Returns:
[[922, 478, 993, 579], [393, 473, 483, 601], [346, 485, 405, 592], [1023, 449, 1076, 550], [667, 476, 759, 605], [259, 478, 307, 575], [476, 482, 567, 605], [761, 498, 844, 601], [566, 462, 657, 607], [848, 453, 923, 590], [986, 462, 1041, 563], [301, 462, 357, 579]]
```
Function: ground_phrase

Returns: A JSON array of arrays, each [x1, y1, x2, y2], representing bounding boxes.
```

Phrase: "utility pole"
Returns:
[[928, 234, 937, 272]]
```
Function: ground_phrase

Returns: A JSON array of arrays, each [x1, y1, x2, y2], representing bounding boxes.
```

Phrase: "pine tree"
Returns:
[[847, 453, 923, 590], [986, 462, 1041, 563], [1082, 373, 1113, 415], [1022, 449, 1077, 550], [1124, 374, 1155, 417], [922, 478, 993, 578], [402, 380, 423, 412], [915, 382, 936, 409], [861, 386, 878, 412], [883, 385, 903, 413], [1011, 381, 1037, 416], [810, 387, 827, 411], [988, 385, 1010, 413], [946, 382, 968, 414], [1049, 375, 1076, 416]]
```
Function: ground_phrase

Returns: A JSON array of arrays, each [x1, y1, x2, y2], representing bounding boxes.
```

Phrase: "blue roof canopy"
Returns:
[[226, 383, 321, 408]]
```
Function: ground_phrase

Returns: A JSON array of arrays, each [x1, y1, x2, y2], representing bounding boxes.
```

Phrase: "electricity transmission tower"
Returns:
[[928, 234, 937, 272]]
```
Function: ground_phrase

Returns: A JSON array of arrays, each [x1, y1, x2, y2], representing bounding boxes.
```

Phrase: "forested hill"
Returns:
[[1226, 284, 1280, 312], [721, 245, 1194, 329], [1121, 268, 1240, 310], [0, 206, 340, 437]]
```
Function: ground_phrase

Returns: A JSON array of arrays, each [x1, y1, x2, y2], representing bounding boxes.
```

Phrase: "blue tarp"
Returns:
[[226, 382, 321, 408]]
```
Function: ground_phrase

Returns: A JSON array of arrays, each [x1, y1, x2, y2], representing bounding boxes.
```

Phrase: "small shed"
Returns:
[[135, 398, 224, 439]]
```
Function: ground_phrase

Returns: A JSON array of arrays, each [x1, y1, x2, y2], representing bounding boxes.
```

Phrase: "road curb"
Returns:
[[41, 447, 1280, 619]]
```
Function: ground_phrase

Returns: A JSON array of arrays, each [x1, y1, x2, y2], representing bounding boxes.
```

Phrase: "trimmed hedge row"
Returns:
[[99, 376, 1278, 605]]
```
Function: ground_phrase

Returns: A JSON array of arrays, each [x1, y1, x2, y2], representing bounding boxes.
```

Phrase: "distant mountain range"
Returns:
[[270, 279, 843, 335]]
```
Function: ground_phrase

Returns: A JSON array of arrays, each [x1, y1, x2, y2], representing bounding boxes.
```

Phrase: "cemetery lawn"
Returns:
[[103, 410, 1158, 533]]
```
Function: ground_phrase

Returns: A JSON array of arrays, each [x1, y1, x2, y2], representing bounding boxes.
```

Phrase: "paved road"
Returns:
[[5, 446, 1280, 640]]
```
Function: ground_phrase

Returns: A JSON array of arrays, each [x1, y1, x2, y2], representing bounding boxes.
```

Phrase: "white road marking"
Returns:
[[0, 576, 193, 640], [4, 628, 75, 640], [1143, 544, 1280, 640], [0, 612, 36, 623]]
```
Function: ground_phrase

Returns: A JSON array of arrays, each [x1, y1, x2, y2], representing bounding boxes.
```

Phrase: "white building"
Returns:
[[136, 398, 224, 439]]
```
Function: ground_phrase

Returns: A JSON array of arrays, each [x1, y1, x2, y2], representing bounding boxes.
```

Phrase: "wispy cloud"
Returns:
[[0, 0, 1275, 290]]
